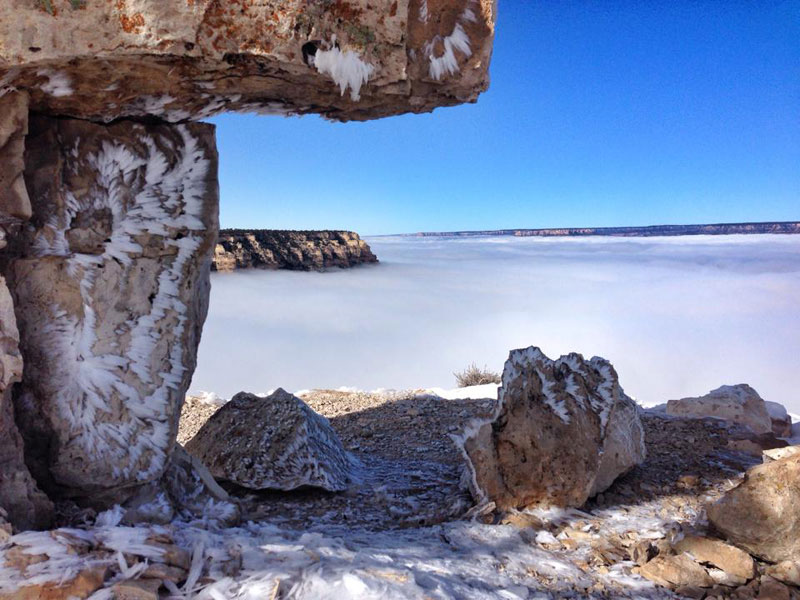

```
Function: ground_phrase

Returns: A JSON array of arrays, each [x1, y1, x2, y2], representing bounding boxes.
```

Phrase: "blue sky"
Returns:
[[211, 2, 799, 235]]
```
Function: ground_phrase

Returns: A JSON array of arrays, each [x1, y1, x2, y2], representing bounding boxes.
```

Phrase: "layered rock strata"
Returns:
[[461, 347, 646, 510], [186, 389, 357, 492], [0, 0, 495, 123], [4, 117, 219, 509], [213, 229, 378, 272]]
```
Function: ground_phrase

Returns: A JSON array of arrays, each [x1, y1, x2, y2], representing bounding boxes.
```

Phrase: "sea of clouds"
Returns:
[[191, 234, 800, 412]]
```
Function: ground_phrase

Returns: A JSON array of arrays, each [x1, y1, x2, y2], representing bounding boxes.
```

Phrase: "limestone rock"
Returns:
[[766, 401, 793, 437], [637, 553, 715, 589], [111, 578, 161, 600], [0, 566, 106, 600], [757, 576, 792, 600], [0, 274, 53, 530], [727, 431, 789, 457], [0, 0, 495, 123], [764, 446, 800, 463], [707, 454, 800, 563], [213, 230, 379, 272], [672, 535, 755, 583], [666, 384, 773, 435], [186, 389, 357, 491], [5, 116, 219, 507], [461, 347, 646, 510], [766, 561, 800, 588], [0, 91, 31, 222]]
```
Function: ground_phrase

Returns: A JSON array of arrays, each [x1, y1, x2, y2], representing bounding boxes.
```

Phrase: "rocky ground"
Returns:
[[1, 390, 796, 599], [172, 389, 797, 599]]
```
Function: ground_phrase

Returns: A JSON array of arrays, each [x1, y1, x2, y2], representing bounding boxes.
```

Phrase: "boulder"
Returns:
[[763, 446, 800, 463], [637, 553, 715, 589], [672, 535, 755, 583], [666, 384, 772, 435], [707, 454, 800, 563], [4, 116, 219, 507], [0, 0, 495, 123], [765, 401, 793, 437], [186, 389, 357, 491], [727, 431, 789, 457], [461, 347, 646, 510], [766, 561, 800, 588]]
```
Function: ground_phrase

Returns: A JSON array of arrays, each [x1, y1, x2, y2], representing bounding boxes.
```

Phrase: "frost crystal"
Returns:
[[426, 4, 478, 80], [36, 69, 73, 97], [314, 45, 375, 101]]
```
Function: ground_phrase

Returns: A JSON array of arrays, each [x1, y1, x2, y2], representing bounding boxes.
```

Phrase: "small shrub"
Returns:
[[454, 363, 501, 388]]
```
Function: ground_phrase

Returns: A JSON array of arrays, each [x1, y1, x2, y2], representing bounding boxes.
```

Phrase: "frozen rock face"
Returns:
[[213, 229, 378, 272], [666, 384, 773, 435], [0, 0, 495, 122], [462, 347, 646, 510], [186, 389, 357, 492], [708, 454, 800, 563], [4, 116, 219, 506]]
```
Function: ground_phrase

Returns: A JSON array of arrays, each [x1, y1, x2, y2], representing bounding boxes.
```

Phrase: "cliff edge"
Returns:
[[213, 229, 378, 272]]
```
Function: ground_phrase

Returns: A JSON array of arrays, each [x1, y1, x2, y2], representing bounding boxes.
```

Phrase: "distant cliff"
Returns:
[[212, 230, 378, 273], [410, 221, 800, 238]]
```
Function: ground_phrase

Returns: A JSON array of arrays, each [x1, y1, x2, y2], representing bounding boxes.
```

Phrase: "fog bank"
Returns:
[[191, 235, 800, 412]]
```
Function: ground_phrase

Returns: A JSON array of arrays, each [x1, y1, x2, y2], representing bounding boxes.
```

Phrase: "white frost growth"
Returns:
[[419, 0, 429, 22], [37, 69, 73, 97], [425, 3, 477, 80], [28, 125, 212, 483], [314, 44, 375, 101]]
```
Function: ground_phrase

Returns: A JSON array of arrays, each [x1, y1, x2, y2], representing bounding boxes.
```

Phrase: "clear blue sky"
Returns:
[[211, 2, 799, 235]]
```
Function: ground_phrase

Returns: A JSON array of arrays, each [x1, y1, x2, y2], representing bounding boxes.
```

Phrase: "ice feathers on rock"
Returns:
[[185, 389, 357, 492]]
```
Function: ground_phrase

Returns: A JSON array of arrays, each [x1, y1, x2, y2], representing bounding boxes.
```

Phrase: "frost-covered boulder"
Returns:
[[186, 389, 357, 492], [4, 116, 218, 506], [666, 384, 773, 435], [461, 347, 646, 510], [708, 453, 800, 563]]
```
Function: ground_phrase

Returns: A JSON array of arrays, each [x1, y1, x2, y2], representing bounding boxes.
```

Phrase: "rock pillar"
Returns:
[[5, 116, 219, 509]]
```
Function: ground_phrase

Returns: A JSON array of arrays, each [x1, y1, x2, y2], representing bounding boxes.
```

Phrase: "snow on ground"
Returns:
[[1, 505, 672, 600], [422, 383, 500, 400]]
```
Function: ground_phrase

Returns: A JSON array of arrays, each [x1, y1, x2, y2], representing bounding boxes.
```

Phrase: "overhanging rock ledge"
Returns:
[[0, 0, 495, 123]]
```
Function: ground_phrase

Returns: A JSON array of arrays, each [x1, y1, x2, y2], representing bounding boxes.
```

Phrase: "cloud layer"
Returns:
[[192, 235, 800, 412]]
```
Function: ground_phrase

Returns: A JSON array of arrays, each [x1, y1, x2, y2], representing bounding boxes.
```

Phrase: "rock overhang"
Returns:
[[0, 0, 495, 123]]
